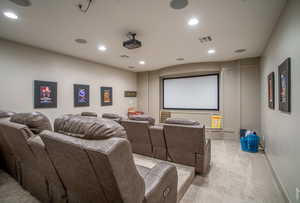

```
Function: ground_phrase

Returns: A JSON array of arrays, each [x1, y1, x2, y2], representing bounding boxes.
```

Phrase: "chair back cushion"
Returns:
[[129, 115, 155, 125], [54, 115, 126, 139], [40, 130, 145, 203], [0, 110, 15, 118], [10, 112, 52, 134], [165, 118, 200, 126], [81, 112, 97, 117]]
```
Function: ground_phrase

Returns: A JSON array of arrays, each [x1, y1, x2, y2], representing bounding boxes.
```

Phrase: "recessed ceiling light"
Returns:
[[75, 38, 87, 44], [235, 49, 246, 53], [176, 58, 185, 61], [188, 18, 199, 26], [3, 11, 18, 20], [98, 45, 107, 52], [139, 61, 145, 65], [208, 49, 216, 54]]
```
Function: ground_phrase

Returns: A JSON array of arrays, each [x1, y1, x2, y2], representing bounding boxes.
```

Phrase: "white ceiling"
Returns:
[[0, 0, 286, 71]]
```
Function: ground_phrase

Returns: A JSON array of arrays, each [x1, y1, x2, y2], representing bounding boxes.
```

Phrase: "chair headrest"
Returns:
[[54, 115, 126, 140], [0, 110, 15, 118], [81, 112, 97, 117], [165, 118, 200, 126], [10, 112, 52, 134], [129, 115, 155, 125], [102, 113, 122, 120]]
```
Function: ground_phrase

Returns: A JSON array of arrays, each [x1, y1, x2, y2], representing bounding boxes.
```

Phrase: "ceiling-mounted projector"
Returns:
[[123, 32, 142, 49]]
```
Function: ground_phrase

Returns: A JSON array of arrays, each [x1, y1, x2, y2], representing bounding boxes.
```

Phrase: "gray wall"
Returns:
[[260, 0, 300, 202], [138, 58, 261, 139], [0, 39, 137, 123]]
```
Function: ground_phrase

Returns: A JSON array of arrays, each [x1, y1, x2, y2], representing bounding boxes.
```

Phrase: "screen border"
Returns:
[[162, 73, 220, 111]]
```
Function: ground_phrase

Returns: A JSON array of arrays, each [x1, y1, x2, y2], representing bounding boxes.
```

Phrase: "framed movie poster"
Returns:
[[74, 84, 89, 107], [268, 72, 275, 109], [278, 58, 291, 112], [101, 87, 112, 106], [34, 80, 57, 108]]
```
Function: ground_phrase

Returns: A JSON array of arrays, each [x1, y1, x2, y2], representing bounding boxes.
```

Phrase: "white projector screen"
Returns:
[[163, 74, 219, 110]]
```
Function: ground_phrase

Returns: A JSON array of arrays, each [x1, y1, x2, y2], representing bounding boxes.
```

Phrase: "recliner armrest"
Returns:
[[143, 163, 178, 203]]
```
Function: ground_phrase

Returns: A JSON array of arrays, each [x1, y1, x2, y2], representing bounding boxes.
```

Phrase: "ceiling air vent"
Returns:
[[199, 36, 212, 43]]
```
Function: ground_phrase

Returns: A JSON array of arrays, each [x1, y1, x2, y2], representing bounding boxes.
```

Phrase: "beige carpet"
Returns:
[[0, 169, 39, 203], [180, 140, 286, 203], [0, 139, 286, 203]]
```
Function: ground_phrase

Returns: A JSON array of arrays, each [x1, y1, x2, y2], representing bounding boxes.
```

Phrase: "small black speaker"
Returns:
[[9, 0, 31, 7]]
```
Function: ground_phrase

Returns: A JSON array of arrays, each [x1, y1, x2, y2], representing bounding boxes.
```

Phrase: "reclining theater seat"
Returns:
[[121, 115, 155, 157], [81, 111, 97, 117], [164, 118, 211, 175], [0, 110, 17, 178], [42, 115, 177, 203], [0, 112, 63, 203], [102, 112, 123, 123]]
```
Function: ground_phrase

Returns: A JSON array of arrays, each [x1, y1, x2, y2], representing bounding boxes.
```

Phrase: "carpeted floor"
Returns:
[[0, 139, 286, 203], [0, 170, 39, 203]]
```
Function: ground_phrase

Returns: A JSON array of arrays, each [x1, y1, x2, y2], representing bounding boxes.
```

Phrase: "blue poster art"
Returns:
[[74, 84, 89, 107]]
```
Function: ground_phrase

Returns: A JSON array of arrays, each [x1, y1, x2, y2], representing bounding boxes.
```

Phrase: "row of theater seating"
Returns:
[[64, 112, 211, 175], [0, 111, 178, 203], [93, 112, 211, 175]]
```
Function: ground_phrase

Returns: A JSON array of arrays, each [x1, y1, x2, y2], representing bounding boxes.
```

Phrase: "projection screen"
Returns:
[[163, 74, 219, 110]]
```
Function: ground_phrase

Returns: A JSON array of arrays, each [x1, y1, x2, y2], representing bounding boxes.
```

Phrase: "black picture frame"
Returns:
[[162, 73, 220, 111], [268, 72, 275, 109], [101, 87, 113, 106], [34, 80, 57, 108], [74, 84, 90, 107], [278, 58, 291, 112]]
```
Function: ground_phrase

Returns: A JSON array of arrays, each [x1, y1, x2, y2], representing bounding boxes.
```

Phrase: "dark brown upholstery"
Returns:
[[136, 164, 177, 203], [54, 115, 126, 139], [163, 122, 211, 175], [27, 136, 67, 203], [0, 112, 67, 202], [81, 112, 97, 117], [40, 125, 178, 203], [165, 118, 200, 126], [149, 125, 167, 160], [102, 113, 123, 123], [121, 120, 153, 156], [0, 120, 49, 202], [0, 110, 17, 178], [129, 115, 155, 125], [10, 112, 52, 134]]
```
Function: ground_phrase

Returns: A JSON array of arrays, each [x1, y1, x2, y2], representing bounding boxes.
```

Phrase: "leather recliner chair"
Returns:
[[81, 112, 97, 117], [41, 115, 178, 203], [163, 118, 211, 175], [121, 115, 155, 157], [122, 115, 168, 160], [102, 113, 123, 123], [0, 112, 67, 203], [0, 110, 18, 178]]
